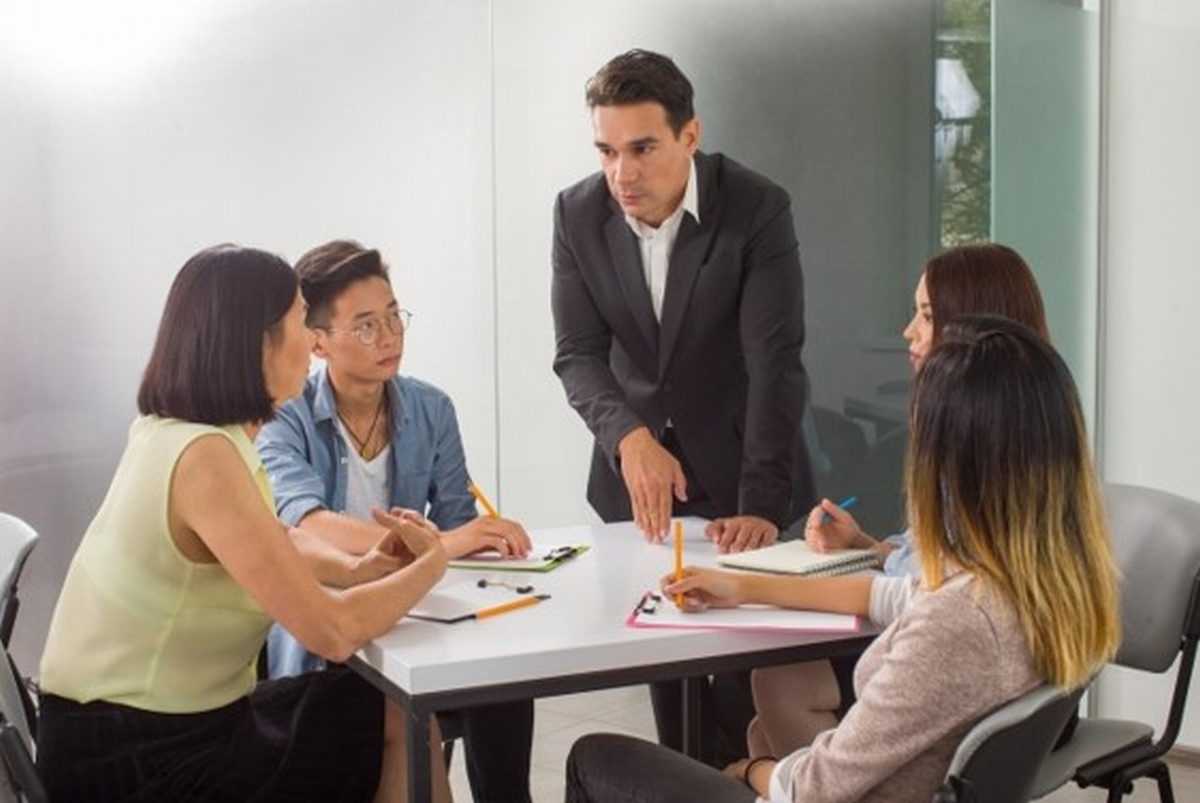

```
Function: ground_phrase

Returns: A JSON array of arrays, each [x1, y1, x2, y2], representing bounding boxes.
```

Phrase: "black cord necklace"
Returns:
[[339, 394, 386, 459]]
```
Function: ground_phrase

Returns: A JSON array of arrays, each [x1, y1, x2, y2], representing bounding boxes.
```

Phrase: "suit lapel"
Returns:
[[659, 156, 717, 376], [605, 211, 659, 353]]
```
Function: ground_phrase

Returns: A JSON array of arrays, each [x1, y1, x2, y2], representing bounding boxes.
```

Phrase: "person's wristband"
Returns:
[[742, 755, 776, 791]]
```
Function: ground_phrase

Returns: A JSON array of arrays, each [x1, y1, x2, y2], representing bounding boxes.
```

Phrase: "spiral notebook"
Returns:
[[717, 539, 877, 577]]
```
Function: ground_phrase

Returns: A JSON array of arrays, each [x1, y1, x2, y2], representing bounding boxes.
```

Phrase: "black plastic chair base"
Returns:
[[0, 721, 47, 803]]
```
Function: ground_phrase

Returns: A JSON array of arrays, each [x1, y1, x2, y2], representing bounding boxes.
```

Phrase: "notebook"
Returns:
[[717, 539, 878, 577]]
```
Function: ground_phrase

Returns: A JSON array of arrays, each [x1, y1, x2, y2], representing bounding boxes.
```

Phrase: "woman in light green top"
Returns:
[[38, 244, 452, 802]]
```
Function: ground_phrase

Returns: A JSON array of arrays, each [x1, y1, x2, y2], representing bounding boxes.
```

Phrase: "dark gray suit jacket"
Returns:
[[551, 151, 815, 528]]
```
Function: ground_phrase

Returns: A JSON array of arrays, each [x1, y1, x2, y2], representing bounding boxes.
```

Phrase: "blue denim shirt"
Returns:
[[258, 367, 475, 531], [256, 366, 476, 676]]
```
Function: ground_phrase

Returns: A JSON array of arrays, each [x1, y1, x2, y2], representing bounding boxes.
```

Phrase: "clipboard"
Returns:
[[448, 544, 589, 572], [406, 579, 551, 624], [626, 591, 859, 633]]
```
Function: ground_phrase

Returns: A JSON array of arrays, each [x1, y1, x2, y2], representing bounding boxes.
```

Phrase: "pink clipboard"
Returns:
[[626, 591, 860, 633]]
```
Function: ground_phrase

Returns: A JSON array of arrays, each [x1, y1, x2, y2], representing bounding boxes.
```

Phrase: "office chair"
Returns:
[[0, 624, 45, 802], [1034, 483, 1200, 803], [0, 515, 38, 648], [930, 684, 1083, 803]]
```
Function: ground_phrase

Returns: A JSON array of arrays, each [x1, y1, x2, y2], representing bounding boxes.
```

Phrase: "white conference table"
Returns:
[[349, 519, 877, 802]]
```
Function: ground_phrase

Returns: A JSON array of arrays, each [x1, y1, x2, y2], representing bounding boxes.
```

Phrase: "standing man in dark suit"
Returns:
[[551, 49, 816, 764]]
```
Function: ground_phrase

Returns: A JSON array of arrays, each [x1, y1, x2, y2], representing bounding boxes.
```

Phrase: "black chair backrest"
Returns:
[[933, 685, 1083, 803]]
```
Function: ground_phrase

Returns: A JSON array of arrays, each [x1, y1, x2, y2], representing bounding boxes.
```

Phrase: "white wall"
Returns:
[[1097, 0, 1200, 749], [0, 0, 496, 670]]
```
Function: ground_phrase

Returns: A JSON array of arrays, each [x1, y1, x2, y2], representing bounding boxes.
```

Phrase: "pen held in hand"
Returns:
[[468, 480, 500, 518], [474, 594, 549, 620], [820, 495, 858, 523]]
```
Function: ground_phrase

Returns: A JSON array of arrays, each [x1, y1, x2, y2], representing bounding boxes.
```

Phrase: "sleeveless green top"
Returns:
[[41, 416, 273, 713]]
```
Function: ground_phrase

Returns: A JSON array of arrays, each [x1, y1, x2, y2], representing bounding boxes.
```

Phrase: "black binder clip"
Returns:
[[476, 577, 535, 594], [543, 545, 581, 563], [638, 592, 663, 614]]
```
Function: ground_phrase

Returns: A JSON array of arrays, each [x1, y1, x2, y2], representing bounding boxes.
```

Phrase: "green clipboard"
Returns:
[[448, 544, 590, 573]]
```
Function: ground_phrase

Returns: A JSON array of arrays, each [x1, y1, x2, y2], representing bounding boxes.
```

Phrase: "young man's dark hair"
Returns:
[[137, 244, 296, 425], [293, 239, 390, 328], [585, 48, 695, 135]]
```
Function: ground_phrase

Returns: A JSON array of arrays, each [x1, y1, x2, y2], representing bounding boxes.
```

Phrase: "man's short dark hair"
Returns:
[[293, 239, 390, 328], [585, 49, 695, 135], [137, 244, 297, 426]]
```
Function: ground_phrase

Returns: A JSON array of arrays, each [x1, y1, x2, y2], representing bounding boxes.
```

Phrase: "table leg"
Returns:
[[406, 704, 433, 803], [681, 675, 706, 761]]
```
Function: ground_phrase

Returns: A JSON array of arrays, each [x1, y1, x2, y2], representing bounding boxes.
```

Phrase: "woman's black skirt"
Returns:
[[37, 665, 384, 802]]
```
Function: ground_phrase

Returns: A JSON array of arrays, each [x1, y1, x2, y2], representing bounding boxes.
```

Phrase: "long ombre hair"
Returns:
[[907, 316, 1119, 688]]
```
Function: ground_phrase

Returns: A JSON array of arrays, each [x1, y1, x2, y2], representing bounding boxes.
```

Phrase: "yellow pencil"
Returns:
[[475, 594, 549, 620], [468, 481, 499, 518], [673, 519, 683, 607]]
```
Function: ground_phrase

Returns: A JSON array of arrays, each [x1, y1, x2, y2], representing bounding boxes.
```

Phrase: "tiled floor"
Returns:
[[448, 685, 1200, 802]]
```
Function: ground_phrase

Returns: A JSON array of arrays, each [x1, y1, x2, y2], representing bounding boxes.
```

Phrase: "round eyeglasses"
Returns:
[[316, 309, 412, 345]]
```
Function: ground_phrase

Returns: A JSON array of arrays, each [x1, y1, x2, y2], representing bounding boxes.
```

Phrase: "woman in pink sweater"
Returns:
[[565, 315, 1120, 803]]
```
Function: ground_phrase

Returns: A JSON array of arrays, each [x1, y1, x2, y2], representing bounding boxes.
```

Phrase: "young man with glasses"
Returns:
[[257, 239, 536, 803]]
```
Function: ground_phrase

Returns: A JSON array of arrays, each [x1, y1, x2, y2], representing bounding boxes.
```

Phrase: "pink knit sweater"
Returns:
[[767, 573, 1040, 802]]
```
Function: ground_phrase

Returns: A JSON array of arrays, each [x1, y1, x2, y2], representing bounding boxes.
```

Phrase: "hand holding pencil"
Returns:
[[464, 480, 533, 558], [468, 481, 500, 518], [661, 565, 748, 613], [804, 496, 868, 552]]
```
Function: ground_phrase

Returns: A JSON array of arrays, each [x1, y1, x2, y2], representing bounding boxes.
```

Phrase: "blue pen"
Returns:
[[821, 495, 858, 522]]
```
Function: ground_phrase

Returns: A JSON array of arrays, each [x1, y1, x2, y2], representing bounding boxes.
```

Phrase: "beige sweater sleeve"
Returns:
[[767, 575, 1037, 803]]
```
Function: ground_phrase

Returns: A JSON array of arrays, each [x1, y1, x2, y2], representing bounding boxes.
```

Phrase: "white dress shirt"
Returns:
[[624, 158, 700, 321]]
